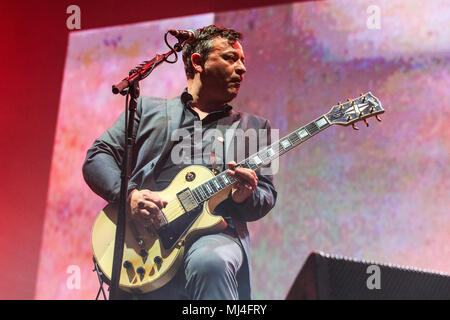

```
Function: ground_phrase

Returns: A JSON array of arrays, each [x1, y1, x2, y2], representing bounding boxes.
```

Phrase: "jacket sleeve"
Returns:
[[82, 98, 142, 204], [221, 119, 277, 222]]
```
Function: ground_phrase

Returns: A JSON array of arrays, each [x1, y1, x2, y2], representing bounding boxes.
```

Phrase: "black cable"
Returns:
[[163, 31, 179, 64]]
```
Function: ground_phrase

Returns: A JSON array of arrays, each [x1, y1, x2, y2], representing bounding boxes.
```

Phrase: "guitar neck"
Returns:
[[191, 114, 331, 204]]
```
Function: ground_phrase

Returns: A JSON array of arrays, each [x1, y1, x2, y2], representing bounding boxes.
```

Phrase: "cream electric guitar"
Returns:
[[91, 92, 384, 294]]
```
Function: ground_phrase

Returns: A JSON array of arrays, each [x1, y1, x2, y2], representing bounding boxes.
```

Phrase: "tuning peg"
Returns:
[[352, 123, 359, 130], [375, 115, 382, 122], [370, 107, 374, 113], [363, 119, 369, 127], [360, 93, 366, 103], [338, 102, 343, 111]]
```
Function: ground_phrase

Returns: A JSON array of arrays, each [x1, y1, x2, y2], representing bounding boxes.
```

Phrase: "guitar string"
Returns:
[[163, 203, 184, 221], [154, 152, 261, 221], [161, 176, 239, 221], [142, 108, 361, 223], [142, 152, 287, 223], [159, 168, 255, 221], [151, 158, 269, 221], [148, 161, 259, 221], [162, 183, 236, 221], [160, 191, 206, 221]]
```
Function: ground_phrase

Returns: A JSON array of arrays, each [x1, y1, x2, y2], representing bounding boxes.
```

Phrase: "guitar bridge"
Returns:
[[157, 209, 168, 228]]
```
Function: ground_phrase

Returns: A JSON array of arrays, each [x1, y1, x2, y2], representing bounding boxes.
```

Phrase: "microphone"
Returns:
[[168, 29, 198, 42]]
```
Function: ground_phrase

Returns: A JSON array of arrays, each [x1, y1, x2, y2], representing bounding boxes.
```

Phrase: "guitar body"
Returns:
[[91, 165, 231, 293]]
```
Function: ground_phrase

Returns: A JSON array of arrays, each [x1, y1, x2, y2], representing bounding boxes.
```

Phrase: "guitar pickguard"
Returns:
[[157, 204, 204, 250]]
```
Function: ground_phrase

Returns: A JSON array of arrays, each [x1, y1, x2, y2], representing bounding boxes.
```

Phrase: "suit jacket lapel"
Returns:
[[155, 101, 241, 172], [154, 96, 184, 170]]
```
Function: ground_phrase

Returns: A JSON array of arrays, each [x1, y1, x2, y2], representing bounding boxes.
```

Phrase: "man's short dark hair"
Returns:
[[182, 25, 243, 79]]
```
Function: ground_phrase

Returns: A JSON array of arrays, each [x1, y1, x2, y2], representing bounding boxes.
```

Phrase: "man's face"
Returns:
[[200, 37, 246, 103]]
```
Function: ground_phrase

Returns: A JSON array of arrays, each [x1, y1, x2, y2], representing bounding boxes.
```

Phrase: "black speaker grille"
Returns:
[[287, 251, 450, 300]]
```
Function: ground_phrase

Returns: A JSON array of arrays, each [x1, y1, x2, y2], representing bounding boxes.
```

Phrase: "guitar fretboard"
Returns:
[[190, 115, 331, 204]]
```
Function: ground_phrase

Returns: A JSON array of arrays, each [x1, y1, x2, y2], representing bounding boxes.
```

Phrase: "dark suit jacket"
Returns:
[[83, 95, 277, 299]]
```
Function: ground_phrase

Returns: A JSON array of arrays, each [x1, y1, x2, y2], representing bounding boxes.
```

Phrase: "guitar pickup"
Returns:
[[176, 188, 199, 213]]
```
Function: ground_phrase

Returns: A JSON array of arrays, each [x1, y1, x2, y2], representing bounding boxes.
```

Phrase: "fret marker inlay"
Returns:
[[298, 129, 309, 139], [315, 117, 328, 128], [252, 155, 263, 165], [281, 139, 291, 149]]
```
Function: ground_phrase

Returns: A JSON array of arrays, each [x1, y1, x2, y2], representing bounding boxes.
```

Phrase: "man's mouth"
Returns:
[[230, 79, 241, 87]]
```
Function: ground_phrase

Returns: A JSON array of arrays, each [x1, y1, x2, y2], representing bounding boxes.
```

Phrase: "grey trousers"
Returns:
[[117, 233, 244, 300]]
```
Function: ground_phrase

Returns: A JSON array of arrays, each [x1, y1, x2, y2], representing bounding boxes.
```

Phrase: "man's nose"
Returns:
[[235, 60, 246, 76]]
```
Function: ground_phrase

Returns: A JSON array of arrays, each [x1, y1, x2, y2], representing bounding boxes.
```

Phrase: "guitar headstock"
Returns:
[[325, 92, 384, 130]]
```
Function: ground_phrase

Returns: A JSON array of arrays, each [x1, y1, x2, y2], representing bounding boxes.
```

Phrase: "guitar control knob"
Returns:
[[123, 260, 132, 269], [185, 172, 196, 182], [139, 249, 148, 258], [154, 256, 163, 265], [136, 266, 146, 276]]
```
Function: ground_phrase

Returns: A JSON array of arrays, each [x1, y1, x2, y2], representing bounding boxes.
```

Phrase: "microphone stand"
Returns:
[[108, 37, 183, 300]]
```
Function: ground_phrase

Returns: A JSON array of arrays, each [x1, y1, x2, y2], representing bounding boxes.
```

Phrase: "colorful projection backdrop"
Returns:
[[36, 0, 450, 299]]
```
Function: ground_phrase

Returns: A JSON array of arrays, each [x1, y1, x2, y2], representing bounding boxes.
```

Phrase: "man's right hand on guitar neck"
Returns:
[[127, 189, 168, 228]]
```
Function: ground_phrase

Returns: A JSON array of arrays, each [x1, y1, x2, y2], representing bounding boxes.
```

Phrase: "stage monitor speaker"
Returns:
[[286, 251, 450, 300]]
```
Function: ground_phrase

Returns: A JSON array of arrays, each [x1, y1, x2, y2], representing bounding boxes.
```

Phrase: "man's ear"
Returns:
[[191, 53, 204, 74]]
